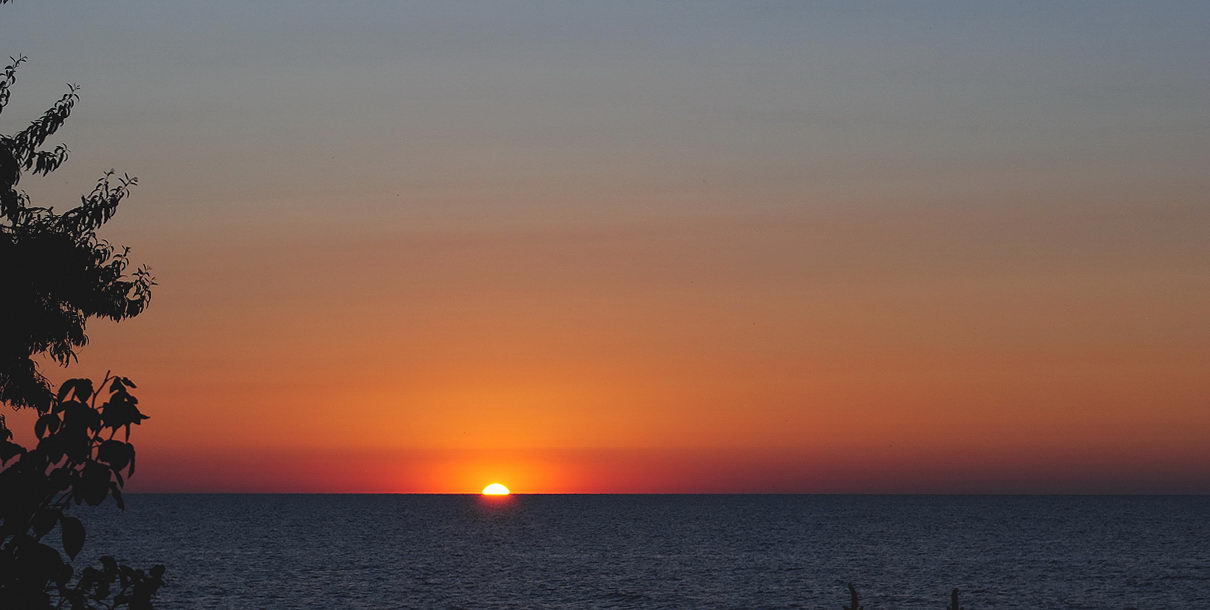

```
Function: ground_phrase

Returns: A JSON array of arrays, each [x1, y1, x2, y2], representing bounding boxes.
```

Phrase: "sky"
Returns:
[[3, 1, 1209, 493]]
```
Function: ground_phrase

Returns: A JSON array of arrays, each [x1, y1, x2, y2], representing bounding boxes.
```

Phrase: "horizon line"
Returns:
[[121, 491, 1210, 496]]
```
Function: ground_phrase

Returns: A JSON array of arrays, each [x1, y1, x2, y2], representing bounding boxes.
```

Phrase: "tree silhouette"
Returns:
[[0, 375, 162, 608], [1, 18, 163, 608], [1, 56, 153, 411]]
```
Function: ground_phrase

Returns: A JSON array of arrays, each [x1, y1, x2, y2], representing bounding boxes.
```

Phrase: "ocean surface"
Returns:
[[76, 495, 1208, 609]]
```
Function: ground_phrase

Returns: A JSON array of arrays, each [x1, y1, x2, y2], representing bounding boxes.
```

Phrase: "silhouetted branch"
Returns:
[[837, 584, 970, 609], [948, 588, 964, 610], [10, 84, 77, 166], [843, 583, 863, 610], [0, 55, 26, 115]]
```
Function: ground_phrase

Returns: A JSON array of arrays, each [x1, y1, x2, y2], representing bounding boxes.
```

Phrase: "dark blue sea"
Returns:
[[78, 495, 1209, 609]]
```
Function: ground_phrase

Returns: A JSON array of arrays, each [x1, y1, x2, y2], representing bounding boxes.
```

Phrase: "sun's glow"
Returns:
[[481, 483, 511, 495]]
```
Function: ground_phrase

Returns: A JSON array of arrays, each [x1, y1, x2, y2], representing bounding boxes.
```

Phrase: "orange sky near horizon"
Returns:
[[10, 200, 1204, 494], [4, 2, 1209, 493]]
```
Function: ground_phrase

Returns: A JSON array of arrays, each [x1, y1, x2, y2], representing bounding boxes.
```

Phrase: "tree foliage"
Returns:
[[0, 375, 162, 608], [1, 54, 153, 412], [0, 22, 164, 608]]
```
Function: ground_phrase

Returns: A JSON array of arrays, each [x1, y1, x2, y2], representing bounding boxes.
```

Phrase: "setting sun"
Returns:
[[481, 483, 511, 496]]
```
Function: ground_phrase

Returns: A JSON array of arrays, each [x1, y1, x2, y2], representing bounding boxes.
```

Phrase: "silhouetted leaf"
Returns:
[[97, 439, 132, 471], [26, 542, 65, 579], [100, 399, 148, 431], [32, 509, 59, 537], [61, 515, 85, 558], [62, 426, 92, 461], [47, 467, 72, 491], [74, 378, 94, 402], [57, 379, 81, 403], [35, 413, 59, 438], [63, 400, 96, 429], [0, 439, 23, 463], [81, 461, 111, 505], [110, 483, 125, 510]]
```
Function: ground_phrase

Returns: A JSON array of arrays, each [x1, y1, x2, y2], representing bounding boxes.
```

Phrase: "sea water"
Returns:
[[77, 494, 1209, 608]]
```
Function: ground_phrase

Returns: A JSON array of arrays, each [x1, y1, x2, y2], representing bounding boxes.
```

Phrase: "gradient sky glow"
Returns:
[[4, 1, 1209, 492]]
